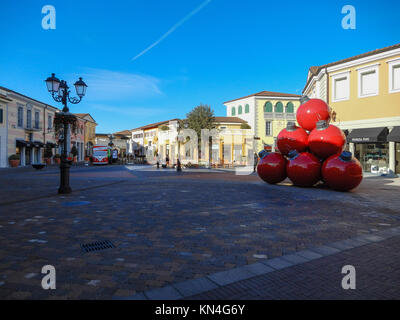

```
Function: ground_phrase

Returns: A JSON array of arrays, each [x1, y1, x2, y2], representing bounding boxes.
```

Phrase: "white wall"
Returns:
[[224, 96, 256, 134]]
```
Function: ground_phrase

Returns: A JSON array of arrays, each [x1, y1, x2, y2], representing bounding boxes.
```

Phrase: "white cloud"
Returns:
[[79, 68, 162, 101]]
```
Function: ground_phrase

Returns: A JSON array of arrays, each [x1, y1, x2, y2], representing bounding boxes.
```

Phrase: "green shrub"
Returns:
[[8, 154, 20, 160]]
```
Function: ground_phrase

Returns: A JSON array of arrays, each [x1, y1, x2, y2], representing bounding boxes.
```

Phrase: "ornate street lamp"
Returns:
[[45, 73, 87, 194]]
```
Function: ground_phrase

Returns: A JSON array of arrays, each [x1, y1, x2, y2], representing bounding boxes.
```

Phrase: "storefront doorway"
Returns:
[[25, 147, 32, 165], [396, 143, 400, 173], [355, 143, 389, 174]]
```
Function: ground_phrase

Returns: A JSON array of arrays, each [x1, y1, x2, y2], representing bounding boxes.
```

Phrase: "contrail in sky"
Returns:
[[131, 0, 212, 61]]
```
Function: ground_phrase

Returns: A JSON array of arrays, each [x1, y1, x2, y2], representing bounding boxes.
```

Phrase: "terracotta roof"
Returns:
[[140, 118, 180, 130], [303, 42, 400, 93], [214, 116, 247, 124], [74, 113, 89, 117], [223, 91, 301, 104], [113, 130, 131, 136]]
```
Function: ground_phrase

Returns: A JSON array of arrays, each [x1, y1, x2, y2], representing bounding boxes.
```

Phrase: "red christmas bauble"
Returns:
[[286, 150, 321, 187], [308, 120, 346, 159], [277, 122, 309, 156], [257, 152, 287, 184], [322, 151, 363, 191], [296, 98, 331, 131]]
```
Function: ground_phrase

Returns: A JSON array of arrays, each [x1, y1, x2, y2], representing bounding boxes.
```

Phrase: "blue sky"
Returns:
[[0, 0, 399, 133]]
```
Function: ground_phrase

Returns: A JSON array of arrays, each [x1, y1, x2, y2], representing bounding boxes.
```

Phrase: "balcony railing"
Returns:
[[264, 112, 296, 120], [24, 124, 42, 131]]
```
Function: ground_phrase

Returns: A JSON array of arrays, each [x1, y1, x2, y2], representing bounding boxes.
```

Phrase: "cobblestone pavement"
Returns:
[[0, 165, 399, 299], [187, 235, 400, 300]]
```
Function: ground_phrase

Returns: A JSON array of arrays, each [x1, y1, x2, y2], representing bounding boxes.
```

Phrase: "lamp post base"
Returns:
[[58, 161, 72, 194]]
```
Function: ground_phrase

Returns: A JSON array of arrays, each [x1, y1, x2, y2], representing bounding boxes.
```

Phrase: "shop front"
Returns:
[[347, 127, 390, 174], [388, 126, 400, 174]]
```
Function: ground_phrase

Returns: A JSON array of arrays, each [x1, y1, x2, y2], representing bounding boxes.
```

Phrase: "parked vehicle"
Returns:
[[92, 146, 109, 165]]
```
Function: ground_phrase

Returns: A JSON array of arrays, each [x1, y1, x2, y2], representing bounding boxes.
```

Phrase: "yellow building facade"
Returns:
[[303, 43, 400, 174], [224, 91, 301, 153]]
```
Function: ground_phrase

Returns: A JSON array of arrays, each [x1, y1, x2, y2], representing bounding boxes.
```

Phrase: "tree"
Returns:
[[184, 104, 215, 161], [186, 104, 215, 137]]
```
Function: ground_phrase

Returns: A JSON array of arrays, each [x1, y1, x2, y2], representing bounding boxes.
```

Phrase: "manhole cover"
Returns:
[[80, 240, 115, 253], [62, 201, 91, 207]]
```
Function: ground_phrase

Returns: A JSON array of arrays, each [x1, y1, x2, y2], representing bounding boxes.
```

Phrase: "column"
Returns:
[[39, 148, 42, 164], [31, 148, 35, 164], [21, 146, 26, 166], [349, 143, 355, 155], [389, 141, 395, 174]]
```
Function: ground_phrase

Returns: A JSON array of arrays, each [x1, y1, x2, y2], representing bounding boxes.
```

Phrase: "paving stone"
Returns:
[[173, 277, 219, 297], [113, 292, 148, 300], [207, 267, 255, 286], [145, 285, 183, 300], [341, 238, 369, 248], [309, 245, 341, 256], [262, 257, 294, 270], [242, 262, 275, 276], [280, 253, 310, 264], [357, 234, 386, 243], [295, 250, 323, 261], [328, 240, 358, 251]]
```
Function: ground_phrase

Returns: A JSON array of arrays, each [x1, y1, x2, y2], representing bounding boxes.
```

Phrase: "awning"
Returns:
[[16, 140, 33, 148], [388, 126, 400, 142], [347, 127, 388, 143], [46, 142, 57, 148], [33, 141, 45, 148]]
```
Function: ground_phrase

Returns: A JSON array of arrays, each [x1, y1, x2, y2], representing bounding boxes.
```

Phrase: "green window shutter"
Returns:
[[245, 104, 250, 113], [275, 102, 283, 113], [264, 101, 272, 112], [231, 107, 236, 116], [286, 102, 294, 113], [238, 105, 242, 114]]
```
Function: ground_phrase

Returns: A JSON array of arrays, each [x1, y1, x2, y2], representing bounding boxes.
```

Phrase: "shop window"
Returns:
[[388, 59, 400, 93], [238, 105, 242, 114], [245, 104, 250, 113], [358, 64, 379, 97], [231, 107, 236, 116], [285, 102, 294, 113], [265, 121, 272, 136], [264, 101, 273, 112], [275, 102, 283, 113], [331, 72, 350, 102]]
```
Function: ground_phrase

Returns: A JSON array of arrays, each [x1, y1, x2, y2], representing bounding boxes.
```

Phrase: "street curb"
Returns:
[[113, 226, 400, 300]]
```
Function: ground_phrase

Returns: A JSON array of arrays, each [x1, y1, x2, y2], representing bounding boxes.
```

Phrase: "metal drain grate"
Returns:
[[80, 240, 115, 253]]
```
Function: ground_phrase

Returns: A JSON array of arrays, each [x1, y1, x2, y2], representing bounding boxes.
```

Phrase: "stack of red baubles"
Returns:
[[257, 98, 363, 191]]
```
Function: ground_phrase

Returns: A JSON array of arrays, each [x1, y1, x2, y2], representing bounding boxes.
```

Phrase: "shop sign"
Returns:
[[351, 137, 371, 142]]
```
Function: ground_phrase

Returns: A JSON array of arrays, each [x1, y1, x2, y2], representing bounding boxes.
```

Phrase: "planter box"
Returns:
[[9, 159, 20, 167]]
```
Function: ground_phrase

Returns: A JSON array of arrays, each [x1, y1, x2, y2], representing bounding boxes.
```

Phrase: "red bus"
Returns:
[[92, 146, 109, 165]]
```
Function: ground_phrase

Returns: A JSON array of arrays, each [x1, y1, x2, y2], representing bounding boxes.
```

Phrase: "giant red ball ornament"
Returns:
[[286, 150, 321, 187], [277, 122, 309, 156], [296, 98, 331, 131], [308, 120, 346, 159], [322, 151, 363, 191], [257, 152, 287, 184]]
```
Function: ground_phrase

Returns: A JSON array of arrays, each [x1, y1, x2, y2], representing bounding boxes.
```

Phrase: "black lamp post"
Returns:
[[45, 73, 87, 194]]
